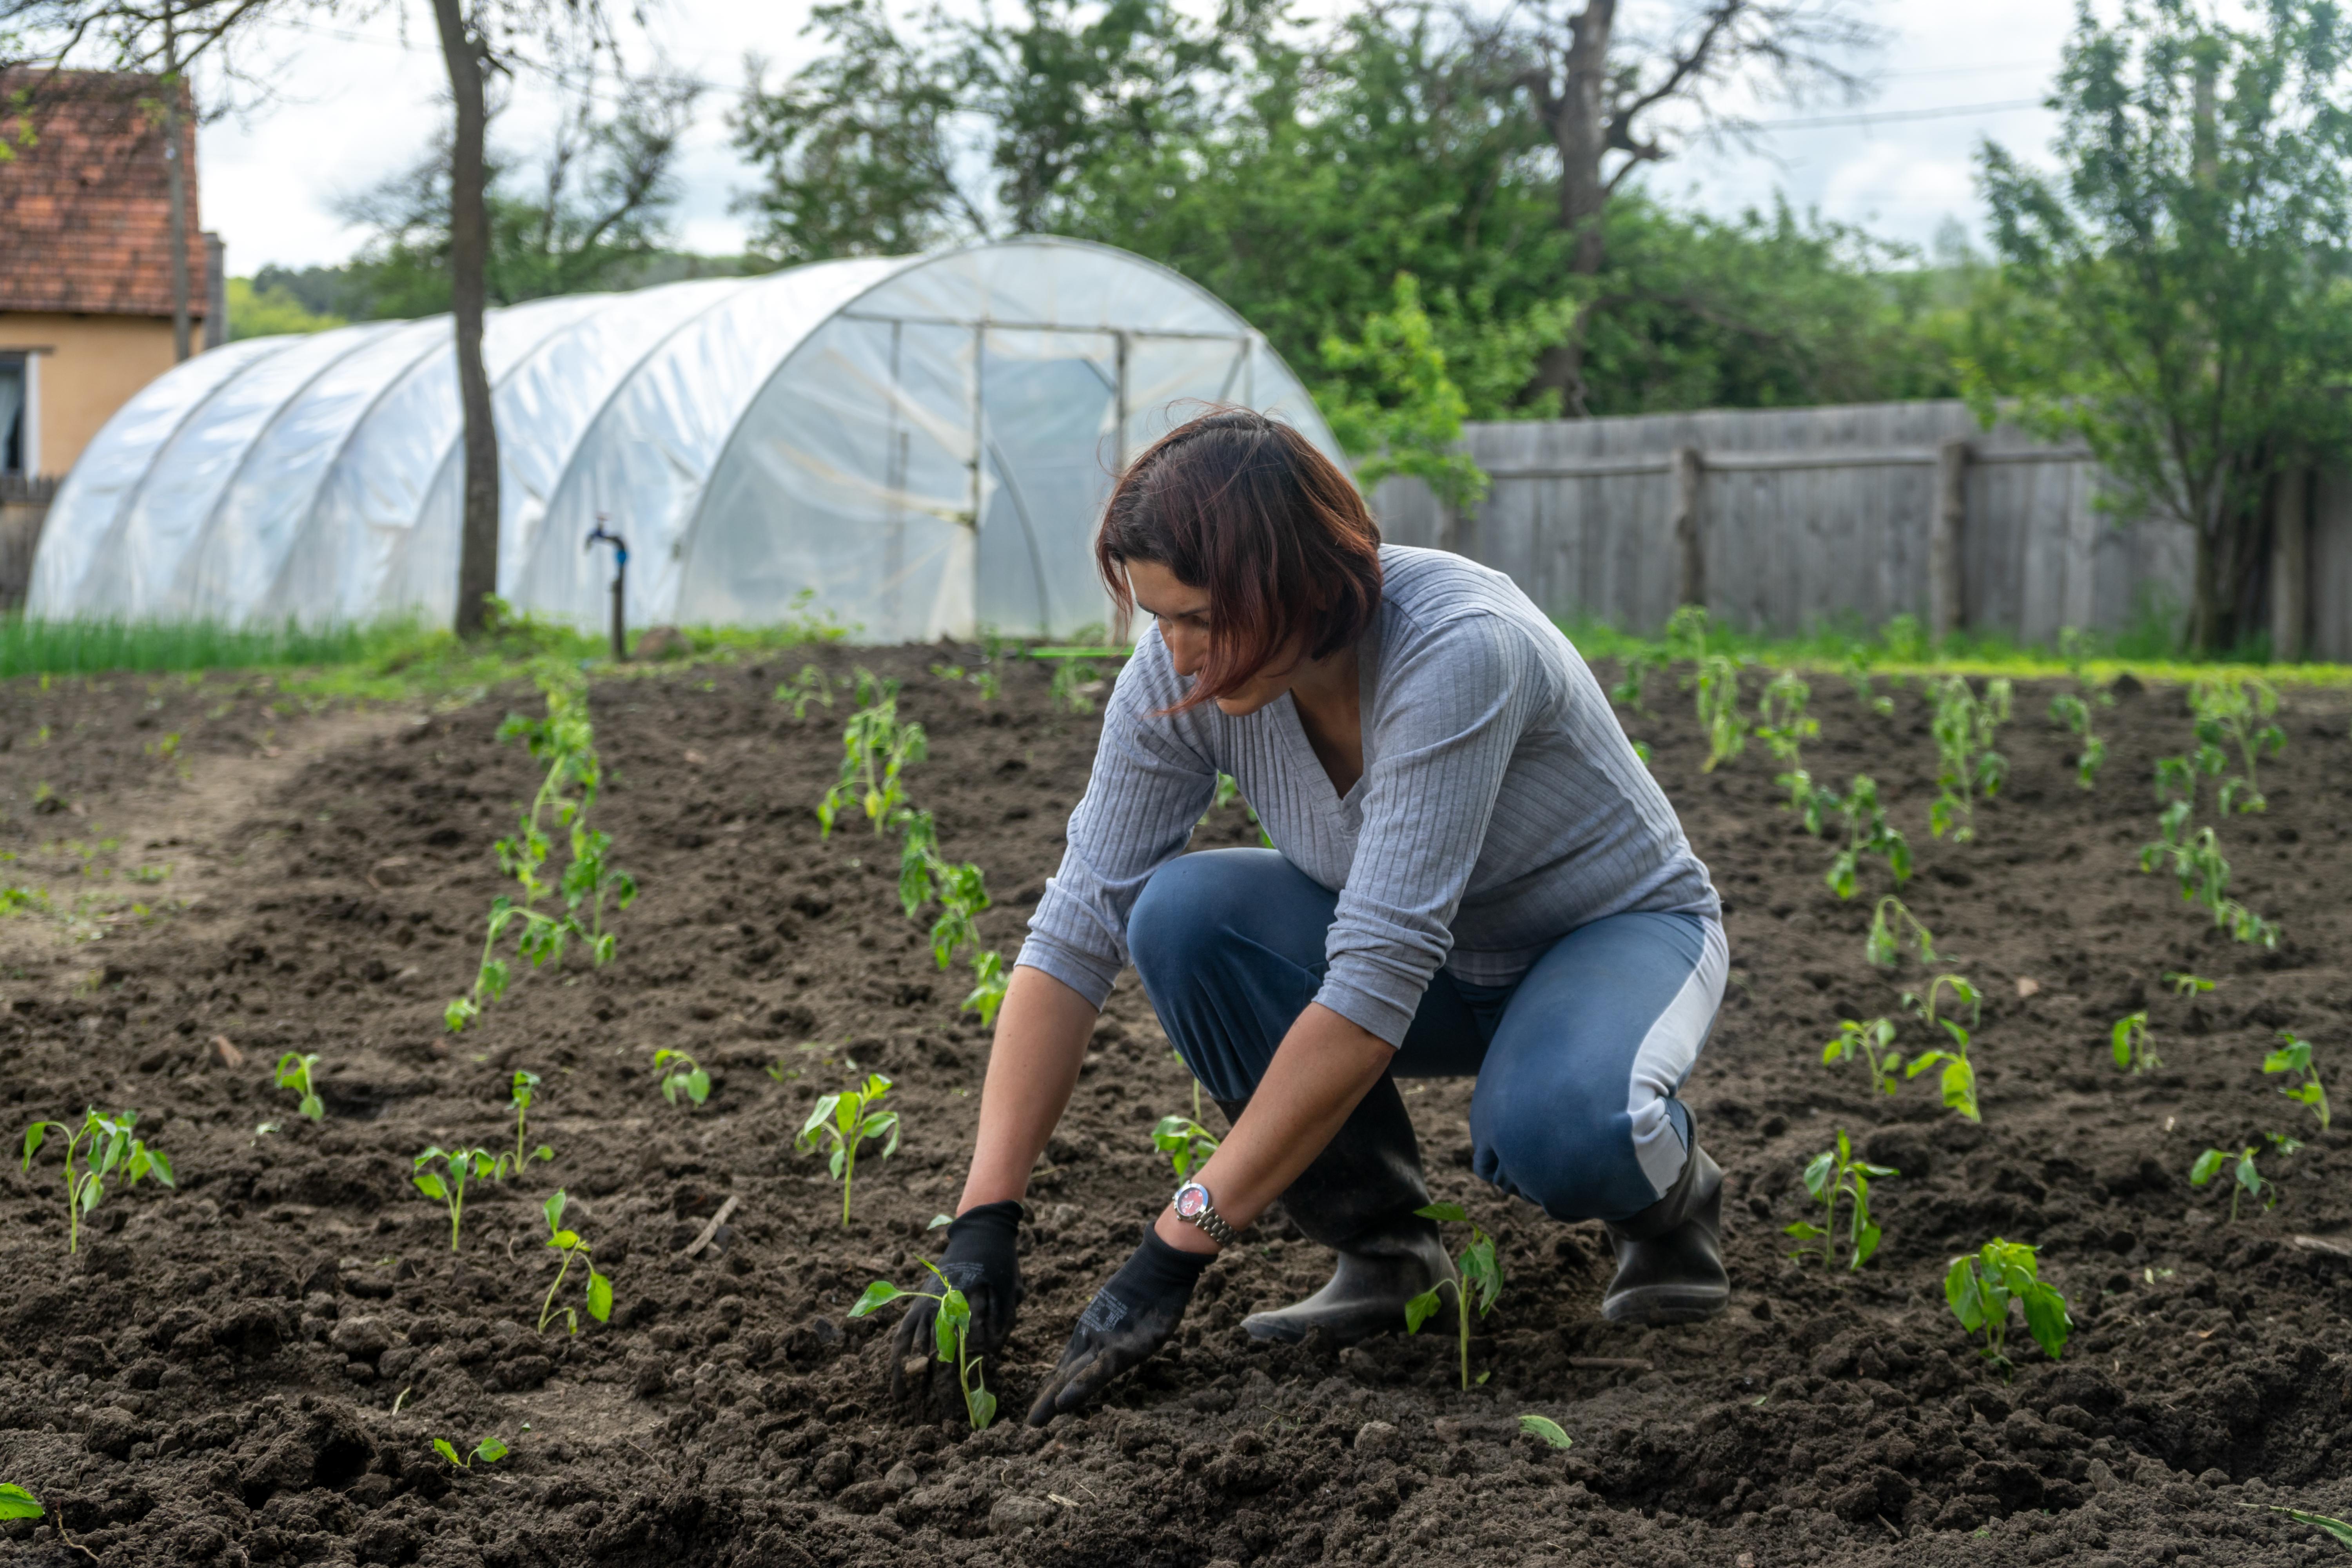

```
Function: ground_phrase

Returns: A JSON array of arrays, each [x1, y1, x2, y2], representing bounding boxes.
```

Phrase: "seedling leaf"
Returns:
[[1517, 1415, 1573, 1450]]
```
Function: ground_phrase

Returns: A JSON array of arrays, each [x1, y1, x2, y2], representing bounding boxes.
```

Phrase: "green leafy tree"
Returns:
[[1974, 0, 2352, 653], [1318, 272, 1490, 514]]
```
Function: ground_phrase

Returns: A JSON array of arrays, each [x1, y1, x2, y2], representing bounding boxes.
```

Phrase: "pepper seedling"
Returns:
[[1152, 1116, 1221, 1180], [501, 1070, 552, 1176], [2190, 1145, 2279, 1223], [1517, 1414, 1573, 1449], [432, 1436, 509, 1470], [20, 1108, 174, 1254], [852, 1259, 996, 1430], [1945, 1238, 2070, 1373], [274, 1051, 324, 1122], [1666, 605, 1747, 772], [1405, 1202, 1500, 1392], [1865, 896, 1936, 970], [1813, 775, 1911, 898], [1928, 674, 2012, 842], [654, 1048, 710, 1107], [775, 665, 834, 720], [537, 1190, 613, 1334], [817, 671, 924, 837], [1754, 668, 1819, 817], [2189, 674, 2286, 813], [2046, 628, 2113, 790], [1784, 1129, 1896, 1272], [1822, 1017, 1902, 1098], [414, 1146, 499, 1252], [797, 1073, 900, 1226], [2263, 1032, 2331, 1132], [2110, 1012, 2160, 1074], [446, 670, 637, 1031], [2163, 970, 2216, 997], [895, 809, 1008, 1028], [0, 1483, 41, 1519], [1903, 974, 1984, 1123]]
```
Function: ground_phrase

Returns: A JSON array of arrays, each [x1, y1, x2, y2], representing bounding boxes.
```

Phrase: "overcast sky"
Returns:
[[192, 0, 2080, 276]]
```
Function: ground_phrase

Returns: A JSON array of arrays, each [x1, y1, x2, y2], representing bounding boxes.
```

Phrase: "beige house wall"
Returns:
[[0, 312, 186, 477]]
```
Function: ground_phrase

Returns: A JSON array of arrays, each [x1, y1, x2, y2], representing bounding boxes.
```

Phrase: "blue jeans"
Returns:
[[1129, 849, 1727, 1224]]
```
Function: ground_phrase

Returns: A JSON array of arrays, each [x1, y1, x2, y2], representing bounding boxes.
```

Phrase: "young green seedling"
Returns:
[[1755, 668, 1819, 817], [501, 1070, 552, 1176], [274, 1051, 324, 1122], [1610, 645, 1665, 716], [2164, 971, 2216, 998], [1667, 605, 1747, 772], [0, 1483, 40, 1520], [1945, 1238, 2070, 1373], [1822, 1017, 1902, 1097], [447, 670, 638, 1031], [851, 1259, 996, 1429], [2047, 628, 2113, 791], [2263, 1032, 2331, 1132], [432, 1436, 510, 1470], [929, 661, 1003, 701], [1045, 652, 1106, 715], [1152, 1115, 1221, 1180], [1784, 1129, 1896, 1272], [2190, 1145, 2279, 1223], [1865, 896, 1937, 970], [537, 1190, 613, 1334], [1904, 974, 1984, 1123], [1838, 637, 1895, 717], [797, 1073, 900, 1226], [2141, 759, 2282, 948], [775, 664, 834, 720], [1929, 675, 2012, 841], [1405, 1202, 1500, 1391], [817, 670, 925, 837], [1813, 775, 1911, 899], [896, 808, 1006, 1027], [2111, 1012, 2160, 1074], [19, 1109, 175, 1254], [2190, 674, 2286, 813], [654, 1048, 710, 1107], [1517, 1414, 1574, 1449], [413, 1146, 499, 1252]]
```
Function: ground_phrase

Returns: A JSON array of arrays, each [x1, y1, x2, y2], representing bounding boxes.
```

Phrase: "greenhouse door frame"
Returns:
[[839, 310, 1259, 641]]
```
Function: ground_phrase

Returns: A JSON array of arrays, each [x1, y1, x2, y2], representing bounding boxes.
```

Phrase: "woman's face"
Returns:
[[1125, 559, 1301, 717]]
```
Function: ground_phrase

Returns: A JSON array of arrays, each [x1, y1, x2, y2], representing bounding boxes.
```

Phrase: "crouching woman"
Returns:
[[891, 408, 1728, 1425]]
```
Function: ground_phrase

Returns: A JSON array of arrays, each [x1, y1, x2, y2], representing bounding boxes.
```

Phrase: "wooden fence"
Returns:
[[1367, 399, 2352, 661], [0, 475, 56, 614]]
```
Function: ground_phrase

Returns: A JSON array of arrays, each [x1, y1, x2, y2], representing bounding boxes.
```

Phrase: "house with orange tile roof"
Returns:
[[0, 69, 225, 488]]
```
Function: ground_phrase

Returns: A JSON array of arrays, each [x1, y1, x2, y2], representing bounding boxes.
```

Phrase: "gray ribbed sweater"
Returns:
[[1018, 545, 1721, 1045]]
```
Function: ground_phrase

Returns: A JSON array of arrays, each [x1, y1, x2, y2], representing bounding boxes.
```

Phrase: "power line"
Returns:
[[1748, 97, 2047, 131]]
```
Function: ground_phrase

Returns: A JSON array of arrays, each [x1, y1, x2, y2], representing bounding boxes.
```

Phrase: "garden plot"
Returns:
[[0, 644, 2348, 1568]]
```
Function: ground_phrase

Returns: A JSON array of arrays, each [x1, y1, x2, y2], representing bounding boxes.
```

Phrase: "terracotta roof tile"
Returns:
[[0, 69, 209, 319]]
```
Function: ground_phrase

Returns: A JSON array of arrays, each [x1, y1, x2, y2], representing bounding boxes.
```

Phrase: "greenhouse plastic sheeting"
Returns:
[[29, 238, 1341, 639]]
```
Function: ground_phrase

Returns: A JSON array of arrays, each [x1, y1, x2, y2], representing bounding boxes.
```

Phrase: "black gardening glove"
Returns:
[[1026, 1228, 1211, 1426], [892, 1200, 1024, 1412]]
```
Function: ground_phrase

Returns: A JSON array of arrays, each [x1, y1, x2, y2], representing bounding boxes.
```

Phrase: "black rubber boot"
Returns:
[[1600, 1119, 1727, 1325], [1222, 1080, 1457, 1345]]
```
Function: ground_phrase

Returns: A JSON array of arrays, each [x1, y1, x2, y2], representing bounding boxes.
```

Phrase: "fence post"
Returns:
[[1670, 445, 1704, 608], [1929, 439, 1970, 644], [2270, 466, 2310, 662]]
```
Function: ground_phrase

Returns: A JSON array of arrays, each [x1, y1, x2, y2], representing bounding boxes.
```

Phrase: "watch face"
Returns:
[[1174, 1183, 1208, 1220]]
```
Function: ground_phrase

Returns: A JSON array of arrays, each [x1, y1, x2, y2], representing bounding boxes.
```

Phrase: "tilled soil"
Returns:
[[0, 645, 2348, 1568]]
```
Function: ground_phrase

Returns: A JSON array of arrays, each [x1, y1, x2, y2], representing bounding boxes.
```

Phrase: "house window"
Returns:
[[0, 356, 24, 477]]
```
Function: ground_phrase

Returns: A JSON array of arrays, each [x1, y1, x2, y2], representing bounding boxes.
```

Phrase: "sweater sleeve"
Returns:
[[1017, 639, 1219, 1007], [1314, 614, 1537, 1045]]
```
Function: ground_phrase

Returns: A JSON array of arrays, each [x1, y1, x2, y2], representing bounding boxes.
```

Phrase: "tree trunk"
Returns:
[[1532, 0, 1616, 416], [162, 24, 192, 363], [434, 0, 501, 639]]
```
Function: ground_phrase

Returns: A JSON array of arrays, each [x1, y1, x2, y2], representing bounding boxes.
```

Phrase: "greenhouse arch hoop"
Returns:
[[28, 236, 1342, 641]]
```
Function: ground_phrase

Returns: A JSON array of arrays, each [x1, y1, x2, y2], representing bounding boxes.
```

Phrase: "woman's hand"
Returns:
[[1027, 1229, 1211, 1425], [892, 1200, 1024, 1412]]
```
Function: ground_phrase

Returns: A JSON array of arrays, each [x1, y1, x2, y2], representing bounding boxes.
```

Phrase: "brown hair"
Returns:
[[1095, 408, 1382, 709]]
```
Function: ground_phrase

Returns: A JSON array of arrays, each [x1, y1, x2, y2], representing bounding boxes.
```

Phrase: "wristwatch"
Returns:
[[1171, 1181, 1239, 1246]]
